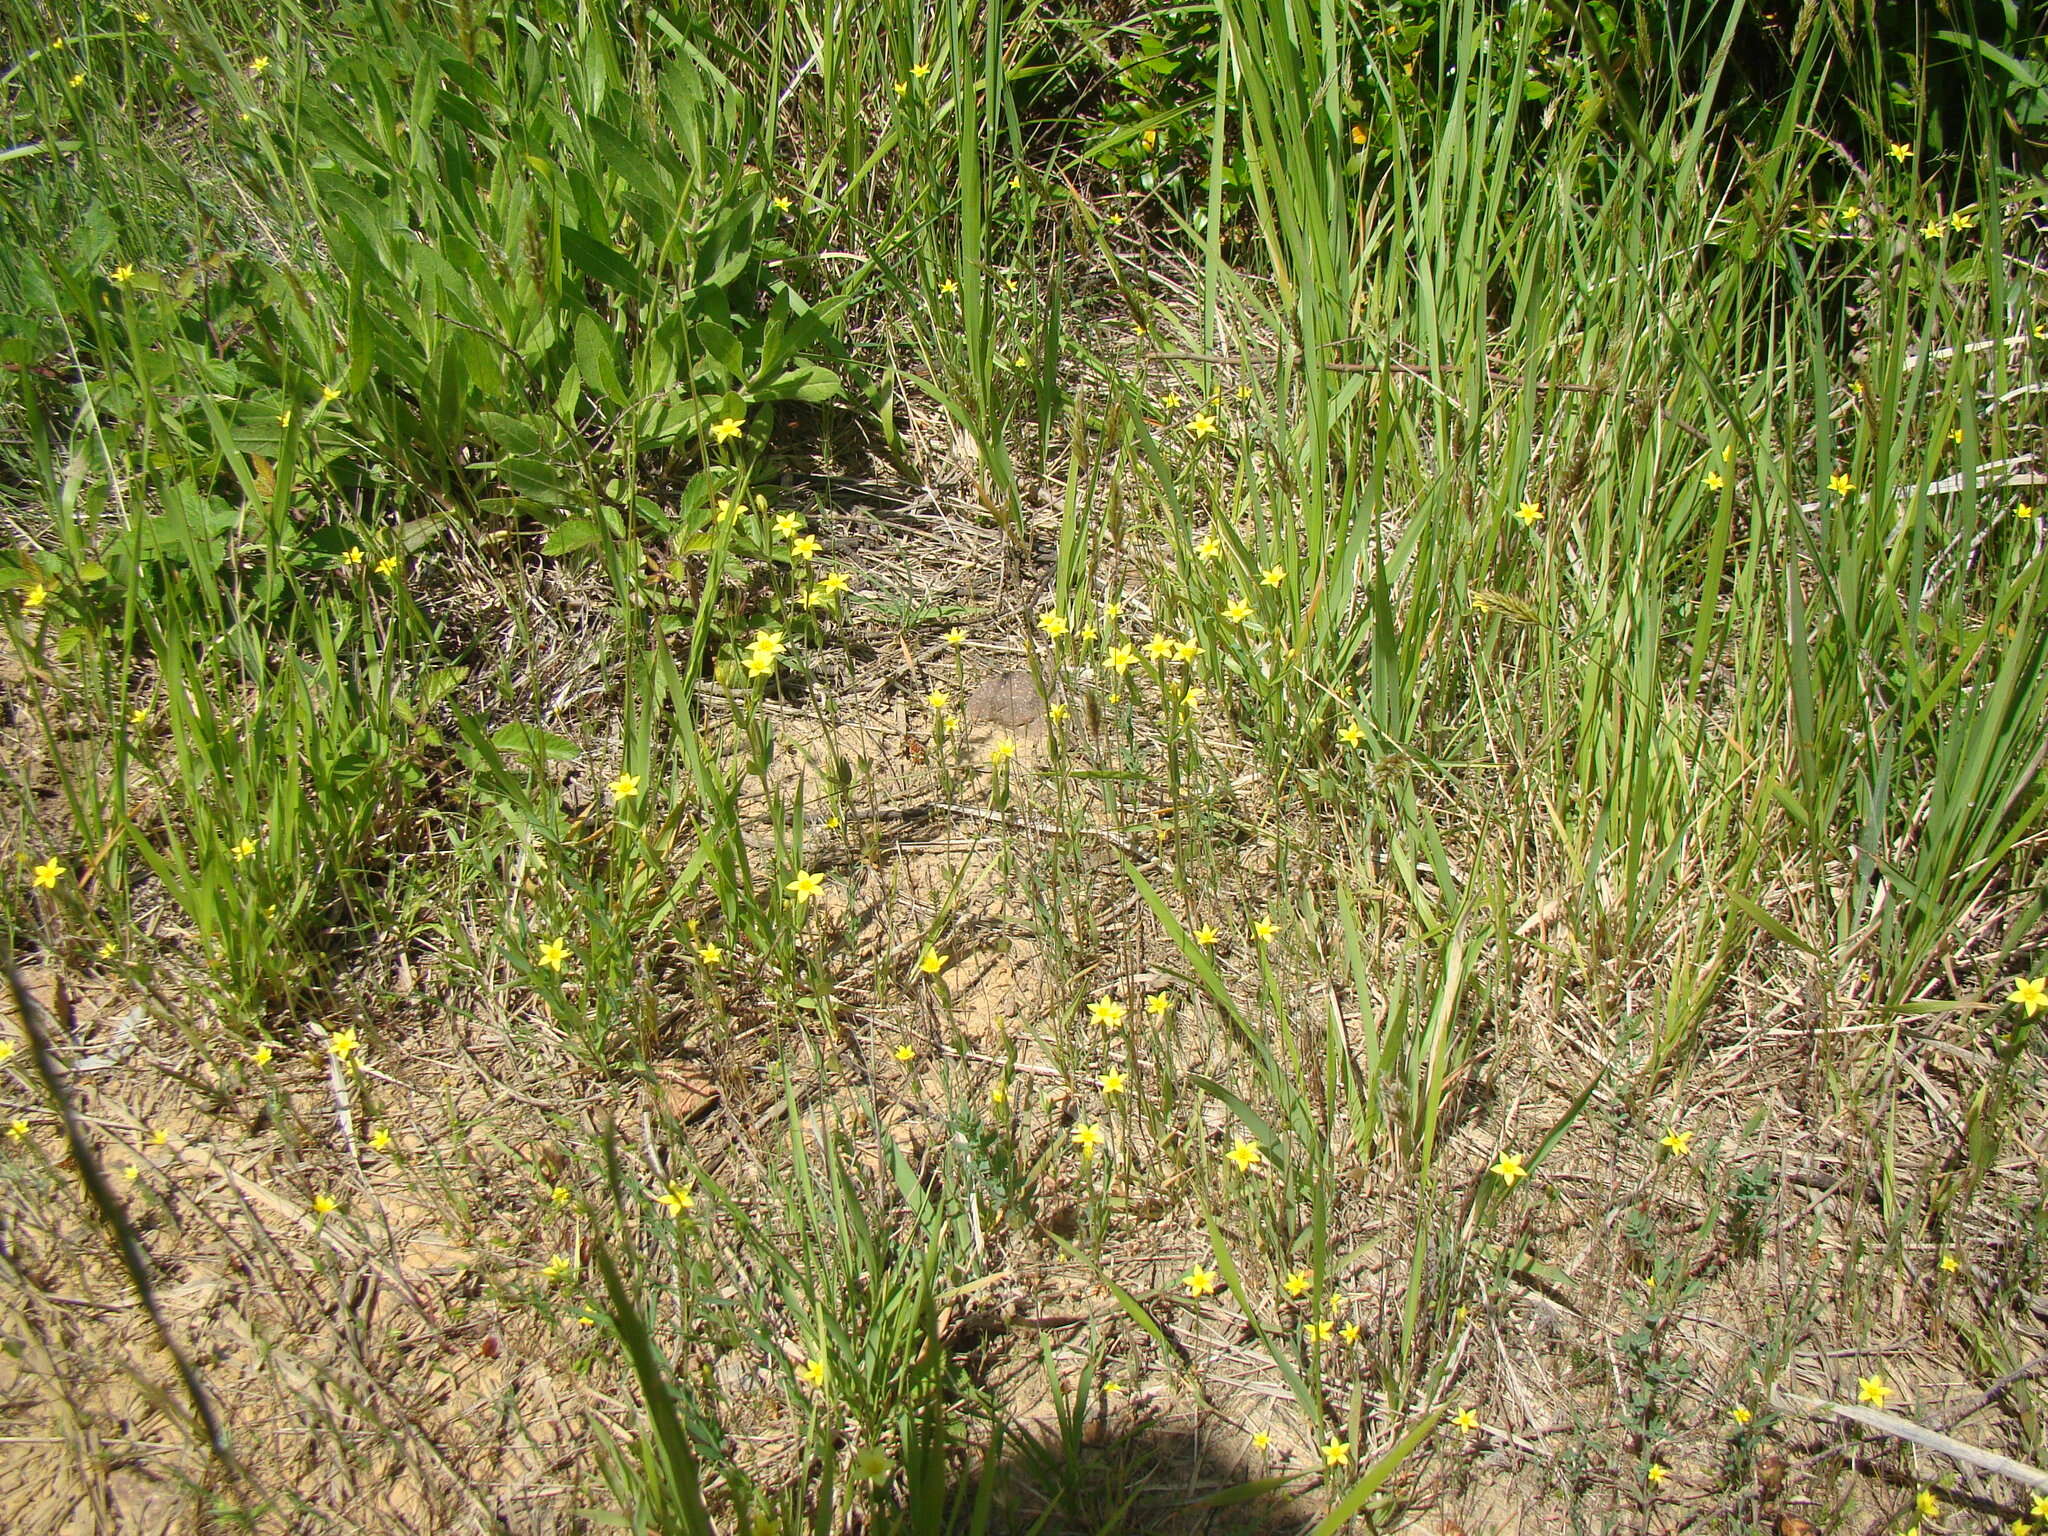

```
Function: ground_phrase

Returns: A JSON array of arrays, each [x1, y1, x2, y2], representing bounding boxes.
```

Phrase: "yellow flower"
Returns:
[[656, 1181, 694, 1215], [1351, 124, 1367, 144], [1658, 1129, 1691, 1156], [31, 858, 63, 890], [121, 1163, 141, 1182], [943, 627, 966, 647], [1491, 1153, 1527, 1187], [1646, 1463, 1668, 1485], [1144, 993, 1172, 1017], [1196, 534, 1223, 562], [786, 869, 825, 903], [894, 1044, 914, 1062], [1038, 610, 1069, 638], [550, 1185, 571, 1206], [1174, 639, 1199, 663], [919, 947, 947, 976], [1939, 1252, 1960, 1273], [609, 771, 641, 801], [1187, 413, 1216, 437], [536, 937, 571, 972], [1106, 644, 1137, 674], [1305, 1319, 1334, 1342], [1142, 632, 1172, 662], [1729, 1404, 1752, 1424], [1223, 596, 1252, 624], [2007, 976, 2047, 1017], [1829, 472, 1856, 495], [989, 737, 1016, 765], [773, 512, 803, 537], [376, 555, 399, 578], [1194, 925, 1219, 947], [369, 1127, 392, 1153], [1260, 564, 1285, 587], [1160, 391, 1182, 410], [1515, 500, 1543, 524], [1951, 209, 1974, 231], [710, 415, 746, 443], [1338, 722, 1364, 748], [6, 1118, 28, 1140], [1071, 1122, 1106, 1158], [1088, 996, 1128, 1029], [989, 1081, 1008, 1107], [797, 1356, 827, 1387], [251, 1044, 273, 1067], [1889, 141, 1911, 161], [2030, 1495, 2048, 1519], [312, 1194, 338, 1216], [1950, 427, 1965, 445], [1284, 1270, 1312, 1297], [1226, 1139, 1263, 1172], [1252, 1431, 1272, 1450], [1252, 918, 1278, 943], [342, 543, 363, 565], [248, 54, 269, 75], [1916, 1489, 1940, 1519], [231, 837, 257, 862], [1857, 1374, 1893, 1408], [0, 1041, 11, 1063], [24, 583, 49, 610], [1048, 702, 1069, 722], [2017, 502, 2038, 518], [108, 262, 137, 286], [791, 534, 820, 560], [1183, 1267, 1218, 1297], [911, 62, 930, 78], [927, 690, 951, 712], [1453, 1408, 1479, 1432], [1322, 1437, 1351, 1468], [321, 385, 341, 403], [327, 1028, 359, 1061], [1097, 1069, 1127, 1096], [541, 1254, 573, 1283], [938, 278, 957, 295], [697, 942, 723, 966], [1705, 471, 1724, 491], [1921, 219, 1944, 240]]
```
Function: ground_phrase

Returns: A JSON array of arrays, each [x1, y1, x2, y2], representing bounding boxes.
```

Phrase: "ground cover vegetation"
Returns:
[[2, 0, 2048, 1530]]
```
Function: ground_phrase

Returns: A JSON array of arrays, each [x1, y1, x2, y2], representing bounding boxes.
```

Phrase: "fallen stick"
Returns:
[[1772, 1387, 2048, 1491]]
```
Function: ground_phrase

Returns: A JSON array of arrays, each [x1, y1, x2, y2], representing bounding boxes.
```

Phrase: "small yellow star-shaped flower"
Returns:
[[1491, 1153, 1527, 1187], [1658, 1129, 1692, 1156], [1515, 500, 1543, 524], [919, 947, 947, 976], [1857, 1373, 1893, 1408], [2008, 976, 2047, 1017], [1184, 1267, 1218, 1297], [1226, 1139, 1263, 1172], [1453, 1408, 1480, 1433]]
